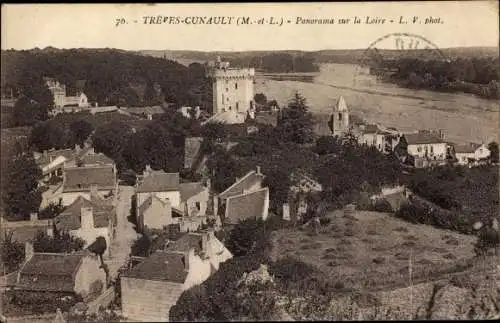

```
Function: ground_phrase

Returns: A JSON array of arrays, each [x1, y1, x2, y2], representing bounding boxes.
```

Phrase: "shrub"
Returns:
[[442, 253, 457, 260], [334, 281, 345, 290], [372, 257, 386, 264], [372, 199, 394, 213], [319, 217, 331, 226], [402, 241, 415, 247], [394, 226, 409, 233], [445, 237, 460, 245], [366, 229, 378, 235], [344, 229, 355, 236]]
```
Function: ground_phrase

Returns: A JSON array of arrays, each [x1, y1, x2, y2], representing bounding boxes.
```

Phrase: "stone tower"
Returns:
[[206, 56, 255, 115], [329, 96, 350, 137]]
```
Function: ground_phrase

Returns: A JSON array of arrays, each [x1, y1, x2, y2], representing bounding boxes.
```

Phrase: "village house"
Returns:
[[7, 242, 106, 299], [453, 142, 491, 166], [54, 194, 116, 257], [402, 130, 449, 168], [60, 165, 118, 206], [218, 166, 265, 202], [136, 166, 211, 232], [0, 215, 54, 245], [355, 124, 395, 153], [120, 230, 232, 322], [224, 187, 270, 225]]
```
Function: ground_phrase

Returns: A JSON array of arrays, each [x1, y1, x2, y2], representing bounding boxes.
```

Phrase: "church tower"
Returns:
[[329, 96, 350, 137]]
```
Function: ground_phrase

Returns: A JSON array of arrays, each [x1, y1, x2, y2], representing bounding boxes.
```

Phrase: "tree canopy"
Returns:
[[2, 154, 42, 221]]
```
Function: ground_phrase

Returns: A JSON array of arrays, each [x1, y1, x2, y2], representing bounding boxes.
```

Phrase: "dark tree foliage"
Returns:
[[200, 122, 227, 143], [314, 135, 343, 155], [277, 92, 314, 144], [314, 134, 402, 207], [13, 95, 49, 127], [92, 121, 133, 171], [131, 235, 152, 257], [0, 231, 25, 274], [375, 57, 499, 99], [1, 49, 212, 110], [33, 230, 85, 253], [38, 199, 64, 220], [254, 93, 267, 106], [2, 154, 42, 220], [225, 218, 268, 257], [29, 120, 72, 151], [206, 147, 247, 194], [69, 119, 94, 147], [487, 141, 499, 164], [88, 236, 110, 286], [406, 165, 498, 225]]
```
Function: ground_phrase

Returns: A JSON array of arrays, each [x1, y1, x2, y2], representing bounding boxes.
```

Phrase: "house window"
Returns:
[[195, 202, 201, 211], [417, 146, 422, 153], [338, 113, 342, 121], [236, 102, 239, 111], [430, 146, 434, 154], [235, 83, 238, 90]]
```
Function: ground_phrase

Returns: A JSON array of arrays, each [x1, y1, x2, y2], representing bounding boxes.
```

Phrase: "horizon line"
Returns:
[[1, 45, 498, 53]]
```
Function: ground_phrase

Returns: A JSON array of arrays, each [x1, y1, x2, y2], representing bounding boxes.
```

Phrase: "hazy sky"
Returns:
[[2, 2, 498, 51]]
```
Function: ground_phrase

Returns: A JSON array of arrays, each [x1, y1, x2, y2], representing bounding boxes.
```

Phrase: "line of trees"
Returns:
[[227, 53, 320, 73], [374, 57, 499, 99]]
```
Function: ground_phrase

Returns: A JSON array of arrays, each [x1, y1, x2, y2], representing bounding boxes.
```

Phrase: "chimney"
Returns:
[[144, 164, 152, 176], [201, 232, 209, 254], [30, 212, 38, 221], [90, 184, 99, 200], [47, 220, 54, 237], [256, 166, 261, 175], [213, 195, 219, 217], [25, 242, 34, 261], [81, 207, 94, 229]]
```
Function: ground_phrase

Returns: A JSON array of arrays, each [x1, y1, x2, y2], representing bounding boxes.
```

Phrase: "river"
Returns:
[[255, 63, 500, 145]]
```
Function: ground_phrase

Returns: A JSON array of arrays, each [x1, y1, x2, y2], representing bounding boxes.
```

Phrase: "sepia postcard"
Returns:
[[1, 2, 499, 322]]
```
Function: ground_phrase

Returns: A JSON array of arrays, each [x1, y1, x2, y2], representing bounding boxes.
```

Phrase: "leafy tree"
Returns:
[[474, 227, 500, 256], [12, 81, 53, 126], [254, 93, 267, 106], [69, 119, 94, 147], [277, 92, 314, 144], [0, 231, 25, 274], [29, 120, 72, 151], [131, 234, 151, 257], [206, 147, 246, 194], [314, 135, 343, 155], [225, 218, 268, 257], [2, 154, 42, 221], [88, 236, 110, 287], [38, 199, 64, 220], [201, 122, 227, 143], [92, 121, 133, 171], [33, 230, 85, 253], [487, 141, 499, 164]]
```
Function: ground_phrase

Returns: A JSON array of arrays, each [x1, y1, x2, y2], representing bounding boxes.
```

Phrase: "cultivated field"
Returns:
[[271, 210, 477, 292], [256, 63, 500, 145]]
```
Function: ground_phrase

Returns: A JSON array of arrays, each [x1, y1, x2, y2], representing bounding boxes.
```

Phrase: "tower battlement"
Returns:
[[206, 67, 255, 79]]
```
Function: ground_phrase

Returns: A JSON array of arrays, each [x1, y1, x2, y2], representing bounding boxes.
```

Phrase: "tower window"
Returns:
[[236, 102, 239, 111], [235, 83, 238, 89], [338, 113, 342, 121]]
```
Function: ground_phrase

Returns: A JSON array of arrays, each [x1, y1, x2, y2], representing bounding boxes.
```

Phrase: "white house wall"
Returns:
[[407, 143, 447, 160]]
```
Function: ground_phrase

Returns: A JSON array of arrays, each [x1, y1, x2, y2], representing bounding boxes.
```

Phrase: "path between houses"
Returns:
[[107, 185, 137, 279]]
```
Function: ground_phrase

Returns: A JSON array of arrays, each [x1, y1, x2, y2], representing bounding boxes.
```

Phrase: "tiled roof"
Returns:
[[124, 250, 188, 283], [225, 187, 269, 225], [137, 171, 180, 193], [166, 233, 204, 254], [335, 96, 348, 112], [255, 112, 279, 127], [454, 143, 483, 154], [35, 149, 75, 167], [179, 182, 206, 202], [362, 124, 391, 135], [55, 196, 114, 230], [79, 153, 115, 166], [63, 166, 116, 192], [218, 170, 265, 200], [17, 253, 84, 292], [405, 132, 445, 145], [203, 110, 246, 125]]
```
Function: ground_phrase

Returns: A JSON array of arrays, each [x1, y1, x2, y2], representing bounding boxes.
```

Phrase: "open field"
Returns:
[[256, 63, 500, 145], [271, 210, 477, 292]]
